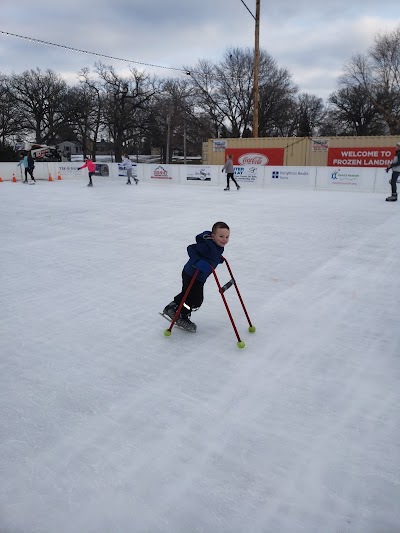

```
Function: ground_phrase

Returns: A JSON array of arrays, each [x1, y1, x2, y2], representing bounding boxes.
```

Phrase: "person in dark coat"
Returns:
[[386, 142, 400, 201], [17, 151, 36, 183], [163, 222, 230, 331]]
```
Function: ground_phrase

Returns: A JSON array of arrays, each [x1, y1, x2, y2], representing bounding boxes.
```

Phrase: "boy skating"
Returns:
[[162, 222, 230, 332]]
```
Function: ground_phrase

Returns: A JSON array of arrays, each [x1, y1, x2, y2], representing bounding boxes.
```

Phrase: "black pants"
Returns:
[[24, 168, 34, 180], [88, 171, 94, 183], [390, 171, 400, 194], [226, 172, 239, 188], [174, 270, 204, 316]]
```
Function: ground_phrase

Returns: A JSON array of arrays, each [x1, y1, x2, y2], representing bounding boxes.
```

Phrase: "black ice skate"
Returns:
[[224, 187, 230, 191], [386, 194, 397, 202], [134, 179, 139, 184], [176, 314, 197, 333], [126, 180, 131, 185], [87, 182, 93, 187], [163, 301, 178, 319], [236, 185, 241, 190]]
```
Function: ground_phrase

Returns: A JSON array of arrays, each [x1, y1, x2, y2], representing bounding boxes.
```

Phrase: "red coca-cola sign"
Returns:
[[238, 153, 269, 165], [227, 148, 284, 166]]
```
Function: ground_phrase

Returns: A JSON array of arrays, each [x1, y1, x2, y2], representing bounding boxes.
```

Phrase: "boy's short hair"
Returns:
[[212, 221, 230, 233]]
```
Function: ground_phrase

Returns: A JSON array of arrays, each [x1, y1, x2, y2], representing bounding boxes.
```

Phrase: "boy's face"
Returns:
[[212, 228, 230, 247]]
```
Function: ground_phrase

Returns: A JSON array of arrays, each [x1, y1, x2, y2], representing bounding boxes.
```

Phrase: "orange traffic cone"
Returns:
[[57, 173, 62, 180], [12, 174, 17, 182], [48, 173, 53, 181]]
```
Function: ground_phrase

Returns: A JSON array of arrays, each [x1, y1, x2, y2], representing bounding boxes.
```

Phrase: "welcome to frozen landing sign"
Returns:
[[327, 147, 396, 167]]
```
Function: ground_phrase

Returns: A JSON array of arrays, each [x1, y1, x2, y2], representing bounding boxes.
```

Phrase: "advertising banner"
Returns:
[[227, 148, 284, 166], [316, 167, 376, 191], [58, 162, 109, 177], [57, 163, 85, 178], [149, 165, 173, 180], [267, 167, 316, 188], [186, 166, 212, 181], [327, 147, 396, 167], [233, 165, 260, 184], [213, 140, 227, 152], [312, 139, 329, 152]]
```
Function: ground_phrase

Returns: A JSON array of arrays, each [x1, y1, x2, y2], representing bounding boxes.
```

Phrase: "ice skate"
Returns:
[[126, 180, 131, 185], [386, 194, 397, 201], [236, 185, 241, 190], [87, 182, 93, 187], [163, 301, 178, 319], [134, 179, 139, 184], [224, 187, 230, 191], [176, 314, 197, 333]]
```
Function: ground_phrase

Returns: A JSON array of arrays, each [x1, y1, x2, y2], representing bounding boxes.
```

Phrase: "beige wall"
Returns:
[[203, 136, 400, 166]]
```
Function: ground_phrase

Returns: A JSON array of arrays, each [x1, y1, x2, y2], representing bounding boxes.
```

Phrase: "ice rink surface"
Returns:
[[1, 178, 400, 533]]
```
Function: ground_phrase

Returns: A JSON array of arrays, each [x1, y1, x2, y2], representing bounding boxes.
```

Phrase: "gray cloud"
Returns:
[[0, 0, 399, 100]]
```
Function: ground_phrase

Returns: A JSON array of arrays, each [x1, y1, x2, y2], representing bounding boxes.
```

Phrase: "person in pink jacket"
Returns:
[[78, 157, 96, 187]]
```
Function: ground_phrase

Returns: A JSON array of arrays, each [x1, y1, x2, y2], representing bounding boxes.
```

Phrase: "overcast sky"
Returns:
[[1, 0, 399, 102]]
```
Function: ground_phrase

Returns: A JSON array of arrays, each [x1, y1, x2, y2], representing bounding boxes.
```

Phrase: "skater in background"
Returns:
[[163, 222, 230, 332], [123, 154, 138, 185], [78, 156, 96, 187], [222, 154, 240, 191], [386, 142, 400, 201], [17, 151, 35, 183]]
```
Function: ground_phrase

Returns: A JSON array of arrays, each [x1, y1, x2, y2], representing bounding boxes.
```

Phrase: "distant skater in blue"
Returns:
[[162, 222, 230, 332], [17, 151, 35, 183]]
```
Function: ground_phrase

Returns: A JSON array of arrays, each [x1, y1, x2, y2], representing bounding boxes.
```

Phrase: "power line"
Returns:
[[0, 30, 191, 75], [239, 0, 255, 19]]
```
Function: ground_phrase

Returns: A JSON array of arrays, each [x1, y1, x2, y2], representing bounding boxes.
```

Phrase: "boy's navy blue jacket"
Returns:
[[183, 231, 225, 282]]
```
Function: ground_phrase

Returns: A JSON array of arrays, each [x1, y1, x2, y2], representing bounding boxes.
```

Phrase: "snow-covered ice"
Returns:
[[1, 178, 400, 533]]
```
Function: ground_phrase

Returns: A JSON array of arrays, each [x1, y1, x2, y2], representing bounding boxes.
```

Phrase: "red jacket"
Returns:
[[79, 160, 96, 172]]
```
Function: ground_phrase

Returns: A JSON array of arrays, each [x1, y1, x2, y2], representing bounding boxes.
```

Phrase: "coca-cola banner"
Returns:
[[227, 148, 284, 166], [327, 147, 396, 167]]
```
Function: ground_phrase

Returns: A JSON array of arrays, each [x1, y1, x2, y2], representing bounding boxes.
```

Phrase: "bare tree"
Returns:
[[64, 68, 104, 159], [0, 74, 24, 149], [97, 64, 156, 162], [293, 93, 326, 137], [9, 68, 68, 143], [186, 58, 226, 138], [257, 53, 298, 136], [187, 48, 257, 137], [148, 78, 214, 162], [326, 85, 385, 135], [188, 48, 299, 138], [342, 26, 400, 134]]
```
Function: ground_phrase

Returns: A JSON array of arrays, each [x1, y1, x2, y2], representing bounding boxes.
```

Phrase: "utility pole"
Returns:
[[183, 119, 187, 164], [166, 109, 171, 164], [253, 0, 261, 138]]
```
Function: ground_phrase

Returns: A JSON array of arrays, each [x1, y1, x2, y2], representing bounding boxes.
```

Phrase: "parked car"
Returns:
[[95, 164, 109, 177]]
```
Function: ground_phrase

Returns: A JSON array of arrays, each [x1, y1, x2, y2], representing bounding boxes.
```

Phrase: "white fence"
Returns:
[[0, 161, 392, 193]]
